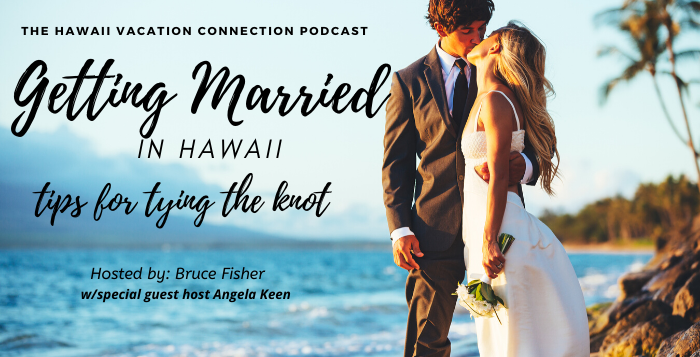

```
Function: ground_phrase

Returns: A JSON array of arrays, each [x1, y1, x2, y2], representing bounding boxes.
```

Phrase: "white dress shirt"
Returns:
[[390, 41, 533, 247]]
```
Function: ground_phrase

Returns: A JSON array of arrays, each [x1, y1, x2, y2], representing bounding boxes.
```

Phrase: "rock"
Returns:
[[589, 295, 654, 336], [588, 301, 616, 337], [599, 329, 627, 356], [646, 254, 696, 302], [675, 321, 700, 356], [657, 287, 683, 305], [609, 295, 652, 324], [611, 300, 671, 334], [619, 270, 657, 300], [660, 254, 683, 270], [675, 272, 700, 323], [657, 321, 700, 357], [590, 332, 607, 353], [600, 314, 689, 357], [657, 236, 668, 251], [657, 330, 683, 357], [588, 302, 613, 330], [590, 215, 700, 357]]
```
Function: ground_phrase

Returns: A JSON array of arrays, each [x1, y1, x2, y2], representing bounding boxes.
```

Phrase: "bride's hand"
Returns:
[[482, 235, 505, 279]]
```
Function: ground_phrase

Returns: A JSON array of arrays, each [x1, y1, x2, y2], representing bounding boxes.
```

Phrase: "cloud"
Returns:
[[523, 159, 642, 216]]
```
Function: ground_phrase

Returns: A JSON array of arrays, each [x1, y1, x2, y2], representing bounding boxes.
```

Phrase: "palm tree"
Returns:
[[596, 2, 681, 139], [596, 0, 700, 192], [633, 174, 700, 230]]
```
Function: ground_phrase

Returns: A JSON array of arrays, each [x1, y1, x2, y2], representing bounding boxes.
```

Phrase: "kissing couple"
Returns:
[[382, 0, 590, 356]]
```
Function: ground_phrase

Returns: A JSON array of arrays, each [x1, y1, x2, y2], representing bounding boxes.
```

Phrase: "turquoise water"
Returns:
[[0, 249, 651, 356]]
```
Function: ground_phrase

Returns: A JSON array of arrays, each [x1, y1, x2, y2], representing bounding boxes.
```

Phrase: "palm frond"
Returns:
[[679, 19, 700, 30], [600, 61, 648, 105], [621, 60, 647, 80], [677, 0, 700, 13], [594, 7, 643, 26], [675, 49, 700, 61], [650, 76, 688, 146], [600, 77, 623, 104], [622, 0, 646, 9], [660, 70, 692, 94], [597, 45, 639, 62], [601, 72, 638, 102]]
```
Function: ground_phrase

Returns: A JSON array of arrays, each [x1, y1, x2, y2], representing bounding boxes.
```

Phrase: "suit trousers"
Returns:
[[404, 232, 466, 357]]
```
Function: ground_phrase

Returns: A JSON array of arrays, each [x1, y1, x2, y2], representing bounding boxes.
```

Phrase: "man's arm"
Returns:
[[522, 135, 540, 186], [476, 152, 532, 184], [476, 146, 540, 185], [382, 71, 416, 233], [383, 72, 423, 270]]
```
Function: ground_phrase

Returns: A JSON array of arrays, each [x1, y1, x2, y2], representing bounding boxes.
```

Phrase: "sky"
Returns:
[[1, 0, 699, 242]]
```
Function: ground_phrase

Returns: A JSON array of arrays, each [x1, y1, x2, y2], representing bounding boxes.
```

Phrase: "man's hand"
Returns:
[[393, 235, 423, 271], [474, 151, 525, 185]]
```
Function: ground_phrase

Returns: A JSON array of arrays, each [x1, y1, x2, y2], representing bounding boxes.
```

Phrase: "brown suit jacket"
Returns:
[[382, 47, 540, 252]]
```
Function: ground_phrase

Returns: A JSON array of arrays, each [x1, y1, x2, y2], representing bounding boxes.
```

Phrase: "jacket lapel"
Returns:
[[459, 63, 478, 135], [423, 48, 456, 138]]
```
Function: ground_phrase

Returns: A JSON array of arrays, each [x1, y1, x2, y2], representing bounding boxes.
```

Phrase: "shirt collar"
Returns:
[[435, 40, 463, 73]]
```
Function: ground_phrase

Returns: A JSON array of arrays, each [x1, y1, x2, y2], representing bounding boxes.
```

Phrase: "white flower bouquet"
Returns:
[[454, 233, 515, 324]]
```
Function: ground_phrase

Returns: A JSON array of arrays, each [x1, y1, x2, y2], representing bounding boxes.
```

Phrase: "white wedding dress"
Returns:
[[461, 91, 590, 357]]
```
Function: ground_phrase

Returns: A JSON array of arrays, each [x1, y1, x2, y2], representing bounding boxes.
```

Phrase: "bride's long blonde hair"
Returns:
[[493, 21, 560, 195]]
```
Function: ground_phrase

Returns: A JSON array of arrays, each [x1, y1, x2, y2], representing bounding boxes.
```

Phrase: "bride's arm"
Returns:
[[481, 92, 516, 279]]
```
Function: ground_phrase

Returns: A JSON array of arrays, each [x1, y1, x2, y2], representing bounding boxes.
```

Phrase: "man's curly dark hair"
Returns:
[[426, 0, 495, 33]]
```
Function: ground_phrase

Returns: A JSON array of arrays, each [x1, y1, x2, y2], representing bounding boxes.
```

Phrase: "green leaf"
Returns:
[[467, 280, 481, 293], [474, 284, 484, 301], [467, 279, 481, 287], [495, 295, 507, 309], [498, 233, 515, 254], [481, 284, 496, 303]]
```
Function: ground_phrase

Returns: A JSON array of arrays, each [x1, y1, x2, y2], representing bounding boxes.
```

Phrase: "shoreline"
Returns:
[[0, 242, 658, 253], [563, 243, 655, 254]]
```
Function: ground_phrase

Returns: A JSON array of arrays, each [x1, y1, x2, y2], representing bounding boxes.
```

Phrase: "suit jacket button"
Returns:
[[458, 175, 464, 181]]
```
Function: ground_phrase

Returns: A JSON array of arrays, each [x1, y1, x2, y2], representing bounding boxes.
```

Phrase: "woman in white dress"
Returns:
[[461, 21, 590, 356]]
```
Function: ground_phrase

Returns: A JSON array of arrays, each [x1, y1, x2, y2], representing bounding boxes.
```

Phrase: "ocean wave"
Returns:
[[0, 250, 651, 357], [102, 331, 407, 357], [577, 257, 648, 305]]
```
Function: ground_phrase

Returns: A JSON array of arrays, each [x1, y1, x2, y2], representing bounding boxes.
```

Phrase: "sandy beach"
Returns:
[[563, 243, 655, 254]]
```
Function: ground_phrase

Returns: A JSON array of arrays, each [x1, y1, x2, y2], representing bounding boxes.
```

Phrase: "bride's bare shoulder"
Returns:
[[480, 88, 521, 131], [480, 92, 513, 121]]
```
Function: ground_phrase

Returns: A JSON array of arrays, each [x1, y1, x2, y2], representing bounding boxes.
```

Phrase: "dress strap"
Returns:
[[471, 90, 521, 133], [489, 90, 520, 131], [471, 102, 484, 133]]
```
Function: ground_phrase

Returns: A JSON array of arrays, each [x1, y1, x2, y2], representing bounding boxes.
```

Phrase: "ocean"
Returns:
[[0, 249, 651, 357]]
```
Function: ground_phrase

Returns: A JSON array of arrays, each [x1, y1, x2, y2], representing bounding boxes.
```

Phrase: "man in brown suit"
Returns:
[[382, 0, 541, 355]]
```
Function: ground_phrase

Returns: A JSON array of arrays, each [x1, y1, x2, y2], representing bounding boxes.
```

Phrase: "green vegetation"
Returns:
[[596, 0, 700, 189], [539, 175, 699, 244], [587, 301, 614, 329]]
